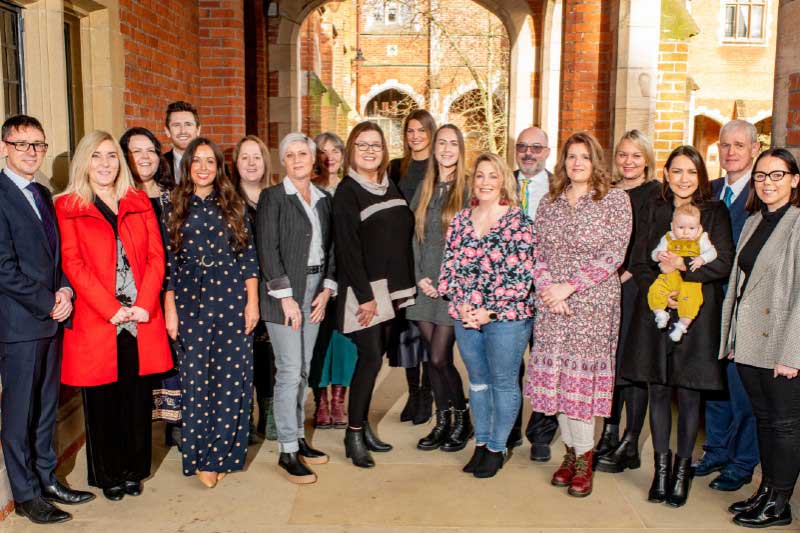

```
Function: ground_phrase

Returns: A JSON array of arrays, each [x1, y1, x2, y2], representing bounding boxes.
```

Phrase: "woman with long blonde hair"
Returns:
[[407, 125, 472, 452]]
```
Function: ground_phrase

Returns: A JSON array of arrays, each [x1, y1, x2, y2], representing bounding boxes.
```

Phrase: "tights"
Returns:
[[416, 321, 466, 411], [606, 382, 648, 438], [405, 364, 430, 393], [649, 383, 701, 458], [348, 321, 393, 427]]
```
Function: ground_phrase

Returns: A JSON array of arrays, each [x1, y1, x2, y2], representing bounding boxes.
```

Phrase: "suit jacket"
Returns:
[[164, 149, 177, 182], [711, 177, 750, 245], [256, 181, 336, 324], [0, 170, 68, 342], [719, 206, 800, 371]]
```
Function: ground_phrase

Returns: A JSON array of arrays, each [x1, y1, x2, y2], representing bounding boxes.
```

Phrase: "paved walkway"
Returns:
[[3, 362, 796, 532]]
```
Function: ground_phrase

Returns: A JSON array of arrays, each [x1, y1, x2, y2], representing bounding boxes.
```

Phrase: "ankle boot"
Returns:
[[666, 455, 692, 507], [314, 388, 332, 429], [647, 451, 672, 503], [474, 449, 505, 478], [594, 422, 619, 458], [278, 452, 317, 484], [596, 432, 640, 473], [330, 385, 348, 428], [256, 397, 269, 436], [401, 384, 419, 422], [441, 408, 473, 452], [417, 409, 451, 451], [568, 450, 594, 497], [729, 481, 769, 514], [551, 445, 577, 487], [297, 438, 329, 465], [264, 398, 278, 441], [344, 428, 375, 468], [363, 420, 393, 452], [413, 383, 433, 425], [734, 488, 793, 528], [463, 445, 487, 473]]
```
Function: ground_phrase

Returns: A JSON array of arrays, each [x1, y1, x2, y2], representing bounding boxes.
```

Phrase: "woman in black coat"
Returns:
[[621, 145, 733, 507]]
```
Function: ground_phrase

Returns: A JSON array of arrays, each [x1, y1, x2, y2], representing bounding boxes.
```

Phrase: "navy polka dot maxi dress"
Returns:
[[166, 193, 259, 476]]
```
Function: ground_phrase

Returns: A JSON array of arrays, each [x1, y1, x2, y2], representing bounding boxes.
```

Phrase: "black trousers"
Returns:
[[82, 331, 153, 488], [347, 321, 393, 427], [0, 336, 60, 502], [253, 322, 275, 402], [738, 363, 800, 493]]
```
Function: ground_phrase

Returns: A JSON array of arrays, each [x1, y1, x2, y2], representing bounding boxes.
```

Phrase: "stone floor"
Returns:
[[3, 361, 798, 532]]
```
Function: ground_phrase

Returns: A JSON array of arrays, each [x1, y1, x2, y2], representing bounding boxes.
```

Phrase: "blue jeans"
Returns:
[[702, 360, 759, 477], [455, 319, 533, 452]]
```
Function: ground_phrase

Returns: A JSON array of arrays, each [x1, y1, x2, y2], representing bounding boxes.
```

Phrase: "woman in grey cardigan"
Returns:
[[256, 133, 336, 485], [719, 148, 800, 528]]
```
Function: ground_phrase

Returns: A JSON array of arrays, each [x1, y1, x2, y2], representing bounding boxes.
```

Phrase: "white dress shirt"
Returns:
[[517, 169, 550, 220], [719, 171, 750, 203], [4, 167, 41, 219]]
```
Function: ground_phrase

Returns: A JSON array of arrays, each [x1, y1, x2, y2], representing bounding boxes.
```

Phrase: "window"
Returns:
[[0, 1, 24, 119], [724, 1, 766, 42], [64, 11, 85, 154]]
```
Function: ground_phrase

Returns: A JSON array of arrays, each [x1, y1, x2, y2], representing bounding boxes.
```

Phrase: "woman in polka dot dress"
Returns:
[[163, 138, 260, 489]]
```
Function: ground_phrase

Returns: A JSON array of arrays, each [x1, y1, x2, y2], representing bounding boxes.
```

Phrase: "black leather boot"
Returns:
[[344, 428, 375, 468], [734, 488, 792, 528], [417, 409, 451, 451], [441, 408, 473, 452], [474, 449, 505, 479], [413, 383, 433, 425], [729, 481, 769, 514], [596, 432, 640, 473], [666, 455, 692, 507], [297, 438, 329, 465], [278, 452, 317, 483], [401, 385, 419, 422], [648, 450, 672, 503], [594, 422, 620, 458], [363, 420, 393, 452]]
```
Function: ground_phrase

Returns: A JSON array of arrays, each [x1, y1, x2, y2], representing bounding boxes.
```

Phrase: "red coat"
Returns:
[[55, 188, 172, 386]]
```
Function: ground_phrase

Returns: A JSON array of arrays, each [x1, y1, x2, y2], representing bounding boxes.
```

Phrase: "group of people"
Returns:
[[1, 100, 799, 530]]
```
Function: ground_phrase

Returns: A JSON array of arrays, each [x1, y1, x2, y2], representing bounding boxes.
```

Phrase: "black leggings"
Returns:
[[348, 321, 393, 427], [606, 382, 648, 439], [416, 321, 465, 411], [648, 383, 701, 458]]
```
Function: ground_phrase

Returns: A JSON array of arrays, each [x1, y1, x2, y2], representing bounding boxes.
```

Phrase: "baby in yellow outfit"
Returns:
[[647, 204, 717, 342]]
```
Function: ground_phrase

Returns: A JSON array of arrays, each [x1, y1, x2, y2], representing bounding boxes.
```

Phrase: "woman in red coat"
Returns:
[[55, 130, 172, 501]]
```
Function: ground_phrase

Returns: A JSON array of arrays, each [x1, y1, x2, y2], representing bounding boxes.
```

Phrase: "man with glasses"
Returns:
[[0, 115, 94, 524], [694, 119, 761, 493], [507, 126, 559, 461]]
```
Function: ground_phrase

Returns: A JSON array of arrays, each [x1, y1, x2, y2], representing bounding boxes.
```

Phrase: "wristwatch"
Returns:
[[488, 311, 498, 321]]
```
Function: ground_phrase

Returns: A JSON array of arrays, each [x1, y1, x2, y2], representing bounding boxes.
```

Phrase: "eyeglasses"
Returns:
[[354, 142, 383, 153], [515, 143, 547, 154], [753, 170, 791, 182], [4, 140, 49, 153]]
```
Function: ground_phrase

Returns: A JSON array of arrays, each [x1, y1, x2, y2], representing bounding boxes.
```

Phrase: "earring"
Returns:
[[470, 197, 479, 207], [498, 195, 508, 206]]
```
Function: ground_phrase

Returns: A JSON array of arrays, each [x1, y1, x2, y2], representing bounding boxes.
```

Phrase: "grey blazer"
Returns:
[[719, 206, 800, 370], [256, 182, 336, 324]]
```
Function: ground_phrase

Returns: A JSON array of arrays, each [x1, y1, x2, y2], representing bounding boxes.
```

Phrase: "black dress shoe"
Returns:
[[530, 443, 551, 462], [363, 421, 392, 452], [474, 449, 505, 479], [102, 485, 125, 501], [710, 470, 752, 492], [647, 450, 671, 503], [666, 455, 693, 508], [463, 445, 487, 473], [692, 453, 727, 477], [596, 434, 641, 473], [123, 481, 142, 496], [729, 482, 769, 514], [344, 428, 375, 468], [441, 408, 473, 452], [298, 438, 329, 465], [594, 422, 619, 458], [42, 480, 95, 505], [278, 452, 317, 484], [417, 409, 451, 451], [15, 497, 71, 524], [733, 488, 792, 528]]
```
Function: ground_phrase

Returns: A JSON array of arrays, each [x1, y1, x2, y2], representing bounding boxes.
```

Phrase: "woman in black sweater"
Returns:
[[333, 121, 416, 468]]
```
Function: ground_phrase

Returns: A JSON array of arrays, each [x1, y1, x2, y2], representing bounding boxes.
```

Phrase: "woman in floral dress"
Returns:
[[525, 132, 632, 498]]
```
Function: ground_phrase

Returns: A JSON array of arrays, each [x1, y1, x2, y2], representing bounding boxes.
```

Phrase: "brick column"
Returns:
[[653, 40, 690, 168], [772, 0, 800, 161]]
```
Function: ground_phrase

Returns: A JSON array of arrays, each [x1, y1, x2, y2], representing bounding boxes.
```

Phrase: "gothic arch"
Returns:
[[360, 80, 425, 117]]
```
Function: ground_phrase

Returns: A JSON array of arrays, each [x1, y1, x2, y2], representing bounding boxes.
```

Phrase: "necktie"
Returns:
[[25, 182, 58, 255], [722, 186, 734, 208], [519, 177, 531, 214]]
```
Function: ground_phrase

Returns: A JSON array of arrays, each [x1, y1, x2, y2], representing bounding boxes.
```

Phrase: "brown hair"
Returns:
[[550, 132, 610, 201], [660, 145, 712, 207], [414, 125, 469, 241], [470, 152, 519, 208], [745, 147, 800, 213], [343, 121, 390, 178], [231, 135, 275, 191], [400, 109, 437, 176], [165, 100, 199, 128], [168, 138, 249, 253]]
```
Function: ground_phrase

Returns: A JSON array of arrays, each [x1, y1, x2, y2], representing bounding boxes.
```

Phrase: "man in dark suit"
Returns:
[[0, 115, 94, 524], [694, 119, 761, 492], [507, 126, 559, 461], [163, 100, 201, 183]]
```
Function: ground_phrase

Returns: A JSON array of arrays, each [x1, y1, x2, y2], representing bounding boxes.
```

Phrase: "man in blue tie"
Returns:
[[694, 119, 761, 492], [0, 115, 94, 524]]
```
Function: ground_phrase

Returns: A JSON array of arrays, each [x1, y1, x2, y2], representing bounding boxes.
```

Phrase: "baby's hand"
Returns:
[[657, 251, 670, 262], [689, 256, 706, 272]]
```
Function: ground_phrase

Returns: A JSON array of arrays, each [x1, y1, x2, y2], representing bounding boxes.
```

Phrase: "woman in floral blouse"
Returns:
[[438, 152, 535, 479], [525, 132, 632, 498]]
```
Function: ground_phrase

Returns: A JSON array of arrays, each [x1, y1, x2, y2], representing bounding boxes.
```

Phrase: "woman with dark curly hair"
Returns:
[[163, 138, 260, 489]]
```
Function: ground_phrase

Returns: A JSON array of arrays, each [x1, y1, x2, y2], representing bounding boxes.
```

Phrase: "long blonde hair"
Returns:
[[63, 130, 135, 205], [611, 129, 656, 184], [470, 152, 519, 208], [414, 125, 469, 241]]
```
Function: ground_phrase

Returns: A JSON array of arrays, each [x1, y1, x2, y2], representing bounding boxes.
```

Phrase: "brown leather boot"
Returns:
[[568, 450, 594, 497], [551, 445, 576, 486], [330, 385, 348, 428], [314, 388, 332, 429]]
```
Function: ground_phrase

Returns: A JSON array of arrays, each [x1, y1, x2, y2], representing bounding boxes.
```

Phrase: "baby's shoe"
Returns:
[[669, 321, 688, 342], [654, 309, 670, 329]]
